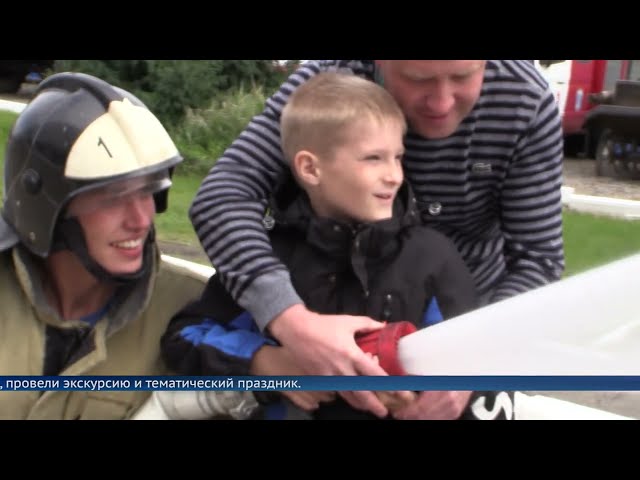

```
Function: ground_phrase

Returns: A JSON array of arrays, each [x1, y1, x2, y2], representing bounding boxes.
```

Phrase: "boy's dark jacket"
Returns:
[[162, 176, 511, 419]]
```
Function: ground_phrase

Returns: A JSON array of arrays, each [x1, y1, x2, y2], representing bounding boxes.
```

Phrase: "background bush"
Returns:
[[52, 60, 288, 129], [173, 86, 269, 175], [50, 60, 290, 174]]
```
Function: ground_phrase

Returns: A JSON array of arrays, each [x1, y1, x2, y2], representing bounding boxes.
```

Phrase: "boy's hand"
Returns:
[[282, 390, 336, 412], [391, 391, 473, 420], [250, 344, 335, 411], [376, 390, 418, 412], [366, 353, 417, 413]]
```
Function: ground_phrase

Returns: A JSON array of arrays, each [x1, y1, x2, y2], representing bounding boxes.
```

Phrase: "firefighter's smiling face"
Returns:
[[65, 177, 158, 275], [375, 60, 486, 139]]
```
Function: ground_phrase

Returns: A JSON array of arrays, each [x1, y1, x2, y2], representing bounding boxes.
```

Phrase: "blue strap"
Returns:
[[422, 297, 443, 327], [79, 299, 113, 326]]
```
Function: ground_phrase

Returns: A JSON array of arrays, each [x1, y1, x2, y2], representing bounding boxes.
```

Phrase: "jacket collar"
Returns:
[[12, 242, 159, 334], [269, 175, 421, 261]]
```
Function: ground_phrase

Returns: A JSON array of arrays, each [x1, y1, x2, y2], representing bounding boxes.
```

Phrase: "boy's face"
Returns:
[[313, 118, 404, 223]]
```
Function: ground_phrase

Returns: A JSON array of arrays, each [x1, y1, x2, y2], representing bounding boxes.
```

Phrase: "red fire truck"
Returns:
[[536, 60, 640, 155]]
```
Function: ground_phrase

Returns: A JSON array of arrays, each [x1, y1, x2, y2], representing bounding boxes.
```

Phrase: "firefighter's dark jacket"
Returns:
[[0, 243, 206, 419]]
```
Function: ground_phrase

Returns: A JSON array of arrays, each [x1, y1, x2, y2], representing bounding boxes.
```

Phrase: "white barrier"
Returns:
[[0, 99, 26, 114], [562, 186, 640, 219], [161, 254, 214, 278]]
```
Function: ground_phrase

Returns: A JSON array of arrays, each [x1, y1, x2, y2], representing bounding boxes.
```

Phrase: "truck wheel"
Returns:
[[585, 127, 600, 159], [595, 129, 616, 177]]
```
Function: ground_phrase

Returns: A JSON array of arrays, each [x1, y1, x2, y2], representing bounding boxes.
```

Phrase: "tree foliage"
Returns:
[[52, 60, 287, 128]]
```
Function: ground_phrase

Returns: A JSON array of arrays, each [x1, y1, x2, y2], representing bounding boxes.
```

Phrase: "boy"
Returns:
[[161, 73, 498, 420]]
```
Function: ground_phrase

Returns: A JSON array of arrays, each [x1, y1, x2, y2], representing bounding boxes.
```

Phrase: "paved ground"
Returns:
[[563, 156, 640, 201]]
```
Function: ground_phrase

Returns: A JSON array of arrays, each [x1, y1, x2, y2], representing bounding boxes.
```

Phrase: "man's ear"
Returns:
[[293, 150, 322, 186]]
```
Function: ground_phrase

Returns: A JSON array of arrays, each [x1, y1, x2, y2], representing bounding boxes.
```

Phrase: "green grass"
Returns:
[[154, 173, 201, 245], [2, 108, 640, 275], [562, 210, 640, 276], [0, 111, 17, 200]]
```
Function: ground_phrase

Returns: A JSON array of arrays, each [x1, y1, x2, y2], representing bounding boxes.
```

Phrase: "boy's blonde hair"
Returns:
[[280, 72, 406, 163]]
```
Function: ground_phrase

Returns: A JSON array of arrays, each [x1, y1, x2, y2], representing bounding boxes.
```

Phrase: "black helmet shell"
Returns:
[[0, 72, 182, 257]]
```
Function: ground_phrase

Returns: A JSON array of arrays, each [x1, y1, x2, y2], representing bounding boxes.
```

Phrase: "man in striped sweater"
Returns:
[[189, 60, 564, 420]]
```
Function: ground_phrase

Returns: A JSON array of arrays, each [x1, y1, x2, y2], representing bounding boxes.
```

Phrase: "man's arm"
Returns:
[[189, 61, 327, 330], [491, 88, 565, 303]]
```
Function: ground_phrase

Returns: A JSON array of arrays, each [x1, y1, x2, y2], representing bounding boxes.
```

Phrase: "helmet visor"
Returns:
[[66, 170, 172, 217]]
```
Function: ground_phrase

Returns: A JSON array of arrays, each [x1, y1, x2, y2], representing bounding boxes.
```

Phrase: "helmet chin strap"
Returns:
[[51, 218, 153, 285]]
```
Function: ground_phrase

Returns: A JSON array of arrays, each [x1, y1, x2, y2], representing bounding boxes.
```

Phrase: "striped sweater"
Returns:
[[189, 60, 565, 330]]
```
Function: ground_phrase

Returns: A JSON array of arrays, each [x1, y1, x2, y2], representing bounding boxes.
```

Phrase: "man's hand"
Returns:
[[268, 304, 391, 418], [391, 391, 473, 420]]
